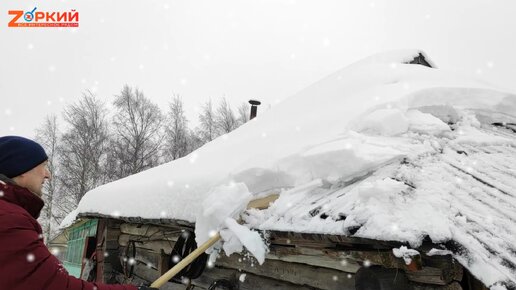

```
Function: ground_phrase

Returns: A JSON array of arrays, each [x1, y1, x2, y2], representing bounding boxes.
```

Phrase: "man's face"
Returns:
[[13, 161, 51, 197]]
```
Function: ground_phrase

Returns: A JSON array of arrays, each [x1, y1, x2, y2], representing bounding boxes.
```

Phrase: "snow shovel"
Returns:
[[150, 193, 279, 288]]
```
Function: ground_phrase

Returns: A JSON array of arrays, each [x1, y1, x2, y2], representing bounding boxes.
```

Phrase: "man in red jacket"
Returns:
[[0, 136, 156, 290]]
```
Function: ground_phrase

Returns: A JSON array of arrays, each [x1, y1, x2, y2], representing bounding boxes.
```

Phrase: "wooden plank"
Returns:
[[118, 234, 175, 254], [216, 253, 355, 290], [413, 281, 463, 290], [269, 231, 404, 250], [120, 223, 184, 238], [406, 267, 447, 285], [267, 245, 361, 273], [198, 266, 318, 290]]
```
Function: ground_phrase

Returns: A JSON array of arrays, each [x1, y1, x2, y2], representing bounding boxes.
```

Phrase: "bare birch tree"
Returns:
[[35, 114, 63, 242], [216, 98, 238, 134], [164, 95, 189, 161], [237, 101, 250, 125], [197, 99, 218, 143], [59, 92, 109, 205], [107, 85, 164, 179]]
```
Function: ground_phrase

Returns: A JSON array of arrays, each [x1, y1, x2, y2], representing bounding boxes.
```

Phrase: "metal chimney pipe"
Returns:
[[249, 99, 261, 120]]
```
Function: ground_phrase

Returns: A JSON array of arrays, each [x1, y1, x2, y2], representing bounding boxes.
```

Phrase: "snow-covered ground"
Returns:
[[64, 49, 516, 289]]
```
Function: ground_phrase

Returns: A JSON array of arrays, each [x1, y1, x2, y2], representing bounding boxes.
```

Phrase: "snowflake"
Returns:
[[239, 273, 246, 282], [363, 259, 371, 267], [128, 258, 136, 265], [0, 191, 4, 197], [332, 275, 338, 281], [27, 43, 34, 50], [26, 253, 35, 262], [172, 255, 181, 263]]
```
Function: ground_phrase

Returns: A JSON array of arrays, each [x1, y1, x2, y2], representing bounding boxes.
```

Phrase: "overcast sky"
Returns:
[[1, 0, 516, 138]]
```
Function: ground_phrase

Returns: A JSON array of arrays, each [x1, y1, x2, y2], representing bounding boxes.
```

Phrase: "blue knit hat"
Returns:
[[0, 136, 48, 178]]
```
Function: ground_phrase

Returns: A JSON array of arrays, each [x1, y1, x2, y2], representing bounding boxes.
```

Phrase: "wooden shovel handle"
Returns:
[[150, 194, 278, 288], [150, 232, 221, 288]]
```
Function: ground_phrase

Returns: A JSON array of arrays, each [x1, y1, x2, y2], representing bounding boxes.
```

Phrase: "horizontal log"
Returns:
[[216, 253, 355, 290]]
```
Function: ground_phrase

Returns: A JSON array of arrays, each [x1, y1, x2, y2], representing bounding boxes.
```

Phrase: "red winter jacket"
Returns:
[[0, 177, 138, 290]]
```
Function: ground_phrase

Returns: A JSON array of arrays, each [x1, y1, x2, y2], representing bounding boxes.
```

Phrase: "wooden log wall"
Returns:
[[101, 220, 467, 290]]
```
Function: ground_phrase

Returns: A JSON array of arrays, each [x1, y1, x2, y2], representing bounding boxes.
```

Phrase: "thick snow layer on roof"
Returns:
[[69, 50, 516, 288]]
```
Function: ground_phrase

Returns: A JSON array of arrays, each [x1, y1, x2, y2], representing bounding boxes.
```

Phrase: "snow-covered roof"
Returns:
[[68, 49, 516, 288]]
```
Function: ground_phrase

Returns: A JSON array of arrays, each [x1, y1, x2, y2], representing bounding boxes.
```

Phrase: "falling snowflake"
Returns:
[[239, 273, 246, 282], [160, 211, 167, 217], [208, 230, 218, 238], [147, 262, 153, 268], [128, 258, 136, 265], [487, 61, 494, 68], [167, 180, 175, 188], [207, 260, 215, 268], [181, 277, 190, 285], [363, 259, 371, 267], [4, 109, 12, 116], [27, 253, 35, 262], [172, 255, 181, 263], [27, 43, 34, 50], [323, 38, 331, 47], [104, 252, 109, 257], [332, 275, 338, 281], [48, 65, 56, 72], [50, 248, 60, 256], [0, 191, 4, 197], [347, 274, 352, 279], [139, 64, 144, 70], [261, 132, 267, 138], [111, 211, 121, 218], [340, 259, 348, 266]]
